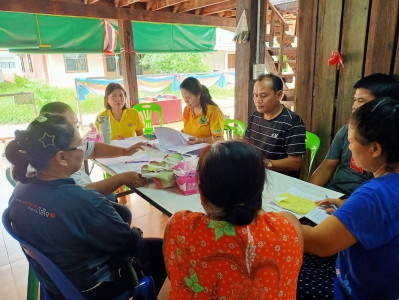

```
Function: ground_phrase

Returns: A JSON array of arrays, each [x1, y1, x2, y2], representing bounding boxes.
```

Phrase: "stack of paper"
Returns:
[[153, 127, 208, 154]]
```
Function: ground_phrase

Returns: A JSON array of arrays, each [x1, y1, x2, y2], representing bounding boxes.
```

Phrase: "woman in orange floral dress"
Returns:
[[163, 140, 304, 299]]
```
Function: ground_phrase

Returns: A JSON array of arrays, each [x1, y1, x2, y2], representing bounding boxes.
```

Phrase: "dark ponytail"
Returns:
[[180, 77, 218, 115], [5, 115, 75, 183], [197, 140, 266, 226]]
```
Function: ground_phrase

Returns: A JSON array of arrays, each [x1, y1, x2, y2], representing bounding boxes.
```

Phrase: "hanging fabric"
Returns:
[[103, 19, 118, 54]]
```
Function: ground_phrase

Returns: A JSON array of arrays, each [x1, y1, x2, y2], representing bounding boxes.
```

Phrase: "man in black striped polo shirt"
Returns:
[[245, 74, 306, 177]]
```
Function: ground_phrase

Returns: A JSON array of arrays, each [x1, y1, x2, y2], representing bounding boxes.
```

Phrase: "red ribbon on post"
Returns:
[[328, 51, 346, 74]]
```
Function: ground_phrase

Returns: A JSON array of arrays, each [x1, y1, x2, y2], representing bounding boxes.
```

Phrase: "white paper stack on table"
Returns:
[[152, 127, 208, 154], [95, 137, 166, 174]]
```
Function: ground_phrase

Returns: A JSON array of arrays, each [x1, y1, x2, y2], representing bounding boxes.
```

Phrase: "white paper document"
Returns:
[[262, 187, 331, 224], [154, 127, 208, 154]]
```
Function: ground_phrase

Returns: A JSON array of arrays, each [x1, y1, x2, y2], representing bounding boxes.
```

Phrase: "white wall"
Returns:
[[205, 51, 227, 72], [46, 54, 105, 88]]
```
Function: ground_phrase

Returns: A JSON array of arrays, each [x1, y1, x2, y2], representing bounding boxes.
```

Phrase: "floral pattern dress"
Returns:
[[164, 210, 302, 300]]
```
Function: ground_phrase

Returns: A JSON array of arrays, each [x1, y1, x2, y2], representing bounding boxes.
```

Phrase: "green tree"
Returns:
[[140, 53, 211, 74]]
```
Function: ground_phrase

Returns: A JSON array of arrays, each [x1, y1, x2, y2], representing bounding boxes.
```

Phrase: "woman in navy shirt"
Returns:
[[5, 114, 166, 299]]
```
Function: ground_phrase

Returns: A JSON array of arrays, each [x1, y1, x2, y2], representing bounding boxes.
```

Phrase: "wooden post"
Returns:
[[295, 0, 318, 179], [234, 0, 266, 124], [278, 23, 285, 75], [311, 0, 343, 168], [365, 0, 399, 75], [335, 0, 369, 132], [118, 19, 138, 107], [269, 9, 275, 47]]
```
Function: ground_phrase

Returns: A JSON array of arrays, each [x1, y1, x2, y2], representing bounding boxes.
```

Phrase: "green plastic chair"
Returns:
[[224, 119, 247, 140], [305, 131, 321, 181], [5, 167, 40, 300], [133, 103, 163, 135]]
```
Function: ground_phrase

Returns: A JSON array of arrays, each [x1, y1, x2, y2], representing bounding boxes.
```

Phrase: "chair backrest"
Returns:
[[2, 208, 157, 300], [2, 208, 85, 300], [223, 119, 247, 140], [6, 166, 17, 187], [133, 103, 163, 135], [305, 131, 321, 181]]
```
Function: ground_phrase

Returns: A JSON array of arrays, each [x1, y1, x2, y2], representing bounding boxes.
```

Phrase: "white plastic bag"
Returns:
[[233, 10, 249, 43]]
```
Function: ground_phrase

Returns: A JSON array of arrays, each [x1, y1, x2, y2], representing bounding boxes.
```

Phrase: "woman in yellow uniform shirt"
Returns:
[[180, 77, 224, 144], [96, 83, 144, 140]]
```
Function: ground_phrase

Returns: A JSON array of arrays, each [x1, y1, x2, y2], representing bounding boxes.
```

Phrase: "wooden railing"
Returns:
[[266, 0, 288, 75]]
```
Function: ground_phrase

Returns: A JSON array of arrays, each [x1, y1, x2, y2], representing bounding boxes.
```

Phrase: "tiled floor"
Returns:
[[0, 143, 170, 300]]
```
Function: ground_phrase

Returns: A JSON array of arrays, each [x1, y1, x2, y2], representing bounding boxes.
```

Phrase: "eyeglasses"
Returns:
[[61, 141, 87, 152], [73, 121, 82, 129]]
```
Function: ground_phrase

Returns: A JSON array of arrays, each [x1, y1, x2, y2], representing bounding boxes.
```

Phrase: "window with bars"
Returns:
[[0, 62, 16, 69], [64, 54, 88, 72]]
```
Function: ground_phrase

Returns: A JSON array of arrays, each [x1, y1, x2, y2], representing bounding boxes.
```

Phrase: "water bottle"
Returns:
[[97, 115, 111, 144]]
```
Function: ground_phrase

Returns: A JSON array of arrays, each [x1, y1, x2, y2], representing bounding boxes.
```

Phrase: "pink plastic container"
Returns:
[[173, 162, 198, 195]]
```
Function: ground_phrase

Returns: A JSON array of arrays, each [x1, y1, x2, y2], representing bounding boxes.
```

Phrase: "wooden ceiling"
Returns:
[[0, 0, 238, 27], [93, 0, 238, 18]]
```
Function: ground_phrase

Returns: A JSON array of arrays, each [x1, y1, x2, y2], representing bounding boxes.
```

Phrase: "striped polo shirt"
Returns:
[[245, 105, 306, 161]]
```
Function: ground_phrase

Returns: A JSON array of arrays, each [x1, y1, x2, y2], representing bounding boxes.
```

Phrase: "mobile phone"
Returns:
[[144, 134, 156, 140]]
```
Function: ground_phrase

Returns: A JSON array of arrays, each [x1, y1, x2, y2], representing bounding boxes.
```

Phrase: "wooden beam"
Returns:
[[295, 0, 318, 180], [150, 0, 188, 11], [119, 0, 142, 7], [114, 0, 121, 7], [201, 0, 235, 16], [335, 0, 369, 132], [173, 3, 181, 12], [87, 0, 101, 4], [364, 0, 399, 75], [223, 10, 236, 17], [118, 19, 139, 107], [311, 0, 343, 169], [179, 0, 230, 12], [0, 0, 236, 27], [269, 7, 275, 47], [234, 0, 266, 124]]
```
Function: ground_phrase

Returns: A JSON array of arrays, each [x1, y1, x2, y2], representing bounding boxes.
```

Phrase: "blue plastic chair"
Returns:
[[2, 208, 157, 300], [5, 167, 40, 300]]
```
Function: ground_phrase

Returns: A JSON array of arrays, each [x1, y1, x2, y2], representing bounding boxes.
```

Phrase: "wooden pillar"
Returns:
[[295, 0, 319, 179], [234, 0, 266, 124], [295, 0, 318, 131], [311, 0, 343, 168], [335, 0, 369, 132], [118, 19, 138, 107], [364, 0, 399, 75]]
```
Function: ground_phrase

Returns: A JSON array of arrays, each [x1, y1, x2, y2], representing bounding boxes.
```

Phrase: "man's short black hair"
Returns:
[[256, 73, 283, 93], [353, 73, 399, 98]]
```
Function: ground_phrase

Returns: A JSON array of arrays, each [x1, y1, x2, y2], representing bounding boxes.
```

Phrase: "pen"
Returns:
[[326, 195, 338, 210], [124, 160, 149, 164]]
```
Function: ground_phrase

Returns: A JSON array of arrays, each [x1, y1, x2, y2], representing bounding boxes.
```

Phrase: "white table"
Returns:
[[133, 170, 344, 217], [93, 137, 344, 218]]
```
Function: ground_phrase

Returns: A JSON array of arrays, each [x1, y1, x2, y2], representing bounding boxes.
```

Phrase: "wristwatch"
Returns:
[[265, 159, 273, 169]]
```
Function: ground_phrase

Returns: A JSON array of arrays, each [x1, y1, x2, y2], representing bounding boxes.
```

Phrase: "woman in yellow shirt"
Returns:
[[180, 77, 224, 144], [96, 83, 144, 140]]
